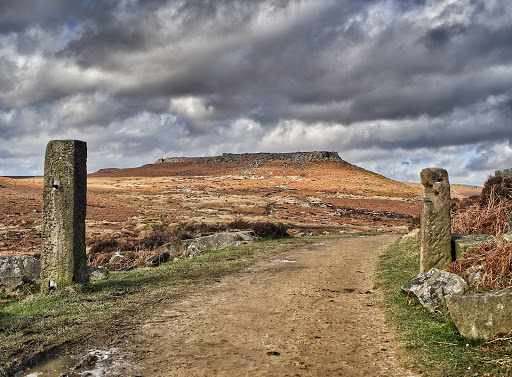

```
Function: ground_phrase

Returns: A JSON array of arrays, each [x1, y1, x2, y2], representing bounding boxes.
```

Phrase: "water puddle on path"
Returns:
[[16, 348, 127, 377]]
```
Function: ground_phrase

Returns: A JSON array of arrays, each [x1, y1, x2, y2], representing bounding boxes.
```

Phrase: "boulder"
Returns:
[[451, 233, 489, 260], [0, 255, 41, 288], [165, 231, 259, 257], [446, 288, 512, 340], [145, 252, 171, 267], [402, 268, 467, 312]]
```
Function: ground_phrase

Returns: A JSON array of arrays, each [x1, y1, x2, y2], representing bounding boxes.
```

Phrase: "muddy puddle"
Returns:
[[16, 348, 133, 377]]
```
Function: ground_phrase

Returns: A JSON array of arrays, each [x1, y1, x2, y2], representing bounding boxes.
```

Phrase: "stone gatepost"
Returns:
[[41, 140, 88, 292], [420, 168, 452, 273]]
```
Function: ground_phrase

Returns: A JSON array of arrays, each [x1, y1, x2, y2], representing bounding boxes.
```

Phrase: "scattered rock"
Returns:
[[402, 268, 467, 312], [446, 288, 512, 340], [295, 232, 313, 237], [87, 266, 108, 281], [145, 252, 171, 267], [451, 233, 489, 260], [466, 265, 484, 286]]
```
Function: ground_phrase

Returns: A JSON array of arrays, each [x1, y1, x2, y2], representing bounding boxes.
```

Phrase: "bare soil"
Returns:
[[116, 235, 415, 377]]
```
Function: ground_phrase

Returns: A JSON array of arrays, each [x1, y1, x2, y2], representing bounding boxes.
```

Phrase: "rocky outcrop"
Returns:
[[154, 157, 188, 164], [0, 256, 41, 288], [402, 268, 467, 312], [165, 231, 259, 258], [446, 288, 512, 340], [451, 233, 489, 260], [155, 151, 348, 167]]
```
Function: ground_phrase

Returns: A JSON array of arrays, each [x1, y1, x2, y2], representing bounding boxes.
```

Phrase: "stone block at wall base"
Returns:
[[446, 288, 512, 340]]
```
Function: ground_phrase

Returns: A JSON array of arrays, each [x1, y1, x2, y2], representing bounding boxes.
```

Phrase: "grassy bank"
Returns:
[[2, 234, 356, 376], [377, 235, 512, 376]]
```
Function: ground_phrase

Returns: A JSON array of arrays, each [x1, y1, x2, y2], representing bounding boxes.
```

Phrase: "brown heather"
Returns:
[[449, 180, 512, 291]]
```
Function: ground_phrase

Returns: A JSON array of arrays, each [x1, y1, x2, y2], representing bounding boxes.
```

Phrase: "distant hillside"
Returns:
[[91, 151, 419, 198]]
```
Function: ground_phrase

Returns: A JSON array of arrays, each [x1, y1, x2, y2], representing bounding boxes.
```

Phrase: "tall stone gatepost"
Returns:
[[41, 140, 88, 292], [420, 168, 452, 273]]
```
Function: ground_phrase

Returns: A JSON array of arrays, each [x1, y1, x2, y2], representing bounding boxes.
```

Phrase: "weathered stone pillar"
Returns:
[[41, 140, 88, 292], [420, 168, 451, 273]]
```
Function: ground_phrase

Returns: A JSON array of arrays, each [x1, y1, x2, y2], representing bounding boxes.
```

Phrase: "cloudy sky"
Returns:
[[1, 0, 511, 185]]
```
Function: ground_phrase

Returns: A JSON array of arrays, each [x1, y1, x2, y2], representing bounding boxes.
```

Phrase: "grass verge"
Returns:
[[1, 234, 357, 376], [376, 235, 512, 376]]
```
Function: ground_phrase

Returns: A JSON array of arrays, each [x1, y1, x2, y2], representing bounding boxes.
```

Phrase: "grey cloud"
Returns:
[[0, 0, 511, 184], [0, 0, 69, 33]]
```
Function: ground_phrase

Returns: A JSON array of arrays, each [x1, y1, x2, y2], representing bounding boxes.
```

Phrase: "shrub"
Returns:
[[251, 221, 289, 239], [480, 175, 512, 205], [228, 219, 289, 239], [451, 189, 512, 235], [447, 237, 512, 291], [89, 239, 120, 254], [141, 226, 175, 248]]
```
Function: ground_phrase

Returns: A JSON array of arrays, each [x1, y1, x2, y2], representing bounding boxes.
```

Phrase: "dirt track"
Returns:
[[120, 235, 415, 376]]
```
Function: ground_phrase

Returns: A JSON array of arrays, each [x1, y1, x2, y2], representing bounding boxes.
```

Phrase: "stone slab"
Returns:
[[451, 233, 489, 260], [446, 288, 512, 340]]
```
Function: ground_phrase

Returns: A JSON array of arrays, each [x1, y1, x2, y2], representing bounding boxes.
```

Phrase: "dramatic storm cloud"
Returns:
[[1, 0, 511, 184]]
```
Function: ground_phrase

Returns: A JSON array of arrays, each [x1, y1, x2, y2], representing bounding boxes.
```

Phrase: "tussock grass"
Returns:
[[377, 235, 512, 376]]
